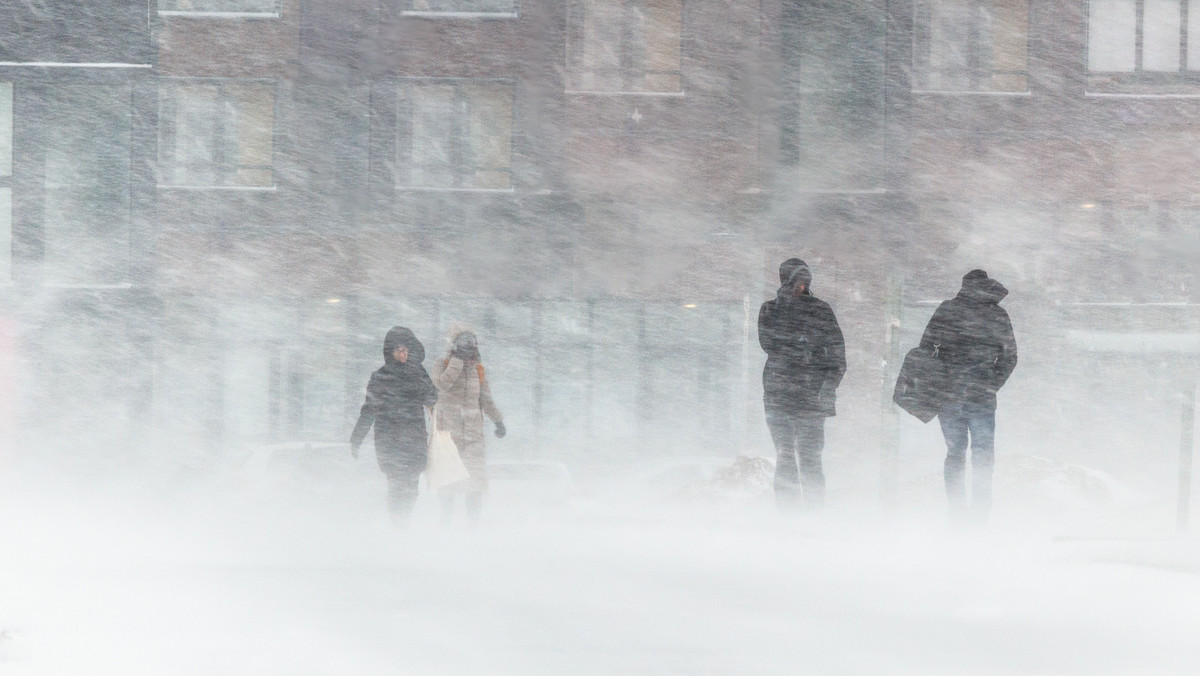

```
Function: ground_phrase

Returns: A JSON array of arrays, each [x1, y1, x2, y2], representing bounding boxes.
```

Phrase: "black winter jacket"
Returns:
[[919, 276, 1018, 408], [759, 289, 846, 416], [350, 327, 439, 472]]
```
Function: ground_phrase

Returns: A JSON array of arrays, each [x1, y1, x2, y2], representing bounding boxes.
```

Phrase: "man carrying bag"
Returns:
[[901, 270, 1018, 523]]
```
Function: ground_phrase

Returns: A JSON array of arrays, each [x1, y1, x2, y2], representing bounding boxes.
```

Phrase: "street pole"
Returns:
[[1178, 381, 1196, 533], [880, 276, 901, 506]]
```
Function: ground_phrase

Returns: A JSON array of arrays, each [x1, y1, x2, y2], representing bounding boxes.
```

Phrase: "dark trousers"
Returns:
[[939, 401, 996, 517], [766, 409, 826, 510], [384, 463, 422, 524]]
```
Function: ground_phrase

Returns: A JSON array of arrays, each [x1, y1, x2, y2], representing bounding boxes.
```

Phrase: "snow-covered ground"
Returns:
[[3, 454, 1199, 675]]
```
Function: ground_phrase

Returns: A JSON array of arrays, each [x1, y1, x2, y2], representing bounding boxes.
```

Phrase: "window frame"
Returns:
[[564, 0, 686, 96], [393, 77, 516, 193], [400, 0, 520, 19], [155, 0, 282, 19], [1087, 0, 1200, 93], [156, 77, 278, 191], [0, 81, 10, 284], [911, 0, 1031, 94]]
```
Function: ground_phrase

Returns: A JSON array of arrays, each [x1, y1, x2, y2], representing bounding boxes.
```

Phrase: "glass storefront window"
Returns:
[[1, 82, 10, 283], [0, 82, 11, 177], [300, 299, 349, 440], [0, 188, 10, 284], [155, 297, 219, 446]]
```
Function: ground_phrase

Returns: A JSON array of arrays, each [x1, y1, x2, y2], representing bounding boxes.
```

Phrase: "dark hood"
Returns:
[[776, 258, 813, 299], [383, 326, 425, 366], [957, 270, 1008, 304]]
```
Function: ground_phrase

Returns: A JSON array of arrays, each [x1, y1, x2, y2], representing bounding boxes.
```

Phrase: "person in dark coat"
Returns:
[[351, 326, 439, 525], [758, 258, 846, 510], [919, 269, 1018, 522]]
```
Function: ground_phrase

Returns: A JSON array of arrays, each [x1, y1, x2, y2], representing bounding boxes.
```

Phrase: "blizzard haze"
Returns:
[[2, 0, 1200, 674]]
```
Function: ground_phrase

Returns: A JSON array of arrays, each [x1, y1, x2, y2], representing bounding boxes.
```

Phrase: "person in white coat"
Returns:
[[431, 328, 505, 525]]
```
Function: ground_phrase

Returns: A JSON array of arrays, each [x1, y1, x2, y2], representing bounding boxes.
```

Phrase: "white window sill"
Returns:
[[157, 184, 277, 191], [43, 282, 134, 290], [795, 187, 889, 195], [912, 89, 1032, 97], [0, 62, 152, 68], [396, 186, 514, 193], [565, 90, 685, 97], [1085, 91, 1200, 99], [1058, 301, 1200, 307], [157, 11, 281, 18], [401, 11, 518, 19]]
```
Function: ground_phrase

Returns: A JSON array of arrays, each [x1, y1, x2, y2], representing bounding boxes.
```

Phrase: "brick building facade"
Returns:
[[1, 1, 1196, 477]]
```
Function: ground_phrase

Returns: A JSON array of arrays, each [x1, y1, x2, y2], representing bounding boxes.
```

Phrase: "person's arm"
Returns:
[[993, 309, 1018, 390], [823, 305, 847, 388], [758, 301, 776, 355], [349, 374, 380, 458], [478, 367, 505, 437], [432, 356, 464, 391], [919, 303, 950, 355], [420, 368, 439, 409]]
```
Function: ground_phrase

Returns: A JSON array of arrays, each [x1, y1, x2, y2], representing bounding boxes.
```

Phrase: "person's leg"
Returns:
[[939, 402, 970, 515], [795, 416, 826, 509], [465, 492, 483, 526], [767, 407, 802, 511], [385, 465, 421, 527], [966, 405, 997, 520]]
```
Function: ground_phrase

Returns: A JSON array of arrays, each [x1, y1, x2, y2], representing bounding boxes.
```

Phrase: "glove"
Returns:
[[494, 421, 506, 439]]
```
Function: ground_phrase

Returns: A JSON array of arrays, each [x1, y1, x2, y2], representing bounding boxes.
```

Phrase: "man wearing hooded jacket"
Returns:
[[351, 326, 439, 525], [920, 269, 1018, 522], [759, 258, 846, 511]]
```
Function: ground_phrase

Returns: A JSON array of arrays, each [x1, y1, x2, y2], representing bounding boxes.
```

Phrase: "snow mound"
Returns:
[[901, 453, 1142, 519], [675, 455, 774, 502], [996, 454, 1139, 511]]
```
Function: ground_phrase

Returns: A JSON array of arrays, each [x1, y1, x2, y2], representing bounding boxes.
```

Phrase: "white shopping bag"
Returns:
[[426, 414, 469, 489]]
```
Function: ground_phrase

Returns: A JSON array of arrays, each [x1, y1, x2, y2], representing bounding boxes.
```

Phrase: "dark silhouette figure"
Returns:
[[351, 326, 439, 526], [919, 270, 1018, 522], [758, 258, 846, 511]]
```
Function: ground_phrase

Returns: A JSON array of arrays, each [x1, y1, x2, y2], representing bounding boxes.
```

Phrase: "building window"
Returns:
[[913, 0, 1029, 92], [43, 85, 132, 286], [781, 1, 886, 189], [157, 0, 280, 15], [396, 80, 514, 191], [1, 82, 11, 283], [566, 0, 683, 94], [402, 0, 518, 15], [158, 80, 275, 189], [1089, 0, 1200, 74]]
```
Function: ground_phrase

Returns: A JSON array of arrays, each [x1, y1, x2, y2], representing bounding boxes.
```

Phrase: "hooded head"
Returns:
[[383, 326, 425, 366], [778, 258, 813, 296], [958, 269, 1008, 304]]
